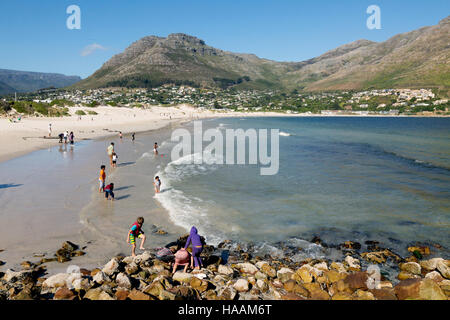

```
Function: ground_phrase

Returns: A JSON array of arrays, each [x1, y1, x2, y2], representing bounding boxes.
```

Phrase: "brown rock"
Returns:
[[408, 246, 430, 256], [115, 289, 130, 300], [369, 288, 397, 300], [332, 292, 353, 300], [394, 278, 421, 300], [344, 272, 368, 290], [400, 262, 421, 275], [309, 288, 330, 300], [293, 284, 309, 297], [281, 292, 305, 300], [54, 288, 76, 300], [283, 279, 296, 292], [190, 277, 209, 293], [128, 289, 153, 300], [295, 267, 313, 284], [354, 289, 375, 300], [419, 279, 447, 300], [398, 271, 420, 281], [91, 268, 101, 276], [325, 270, 345, 284], [79, 268, 91, 276], [204, 289, 218, 300], [261, 264, 276, 278]]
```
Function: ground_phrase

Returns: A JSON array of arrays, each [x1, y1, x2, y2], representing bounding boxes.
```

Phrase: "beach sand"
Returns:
[[0, 104, 291, 163]]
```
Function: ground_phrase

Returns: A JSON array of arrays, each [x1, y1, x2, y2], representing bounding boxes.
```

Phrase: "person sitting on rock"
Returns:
[[172, 248, 190, 274]]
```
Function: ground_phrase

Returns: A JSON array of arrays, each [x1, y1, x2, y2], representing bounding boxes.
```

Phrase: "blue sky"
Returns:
[[0, 0, 448, 78]]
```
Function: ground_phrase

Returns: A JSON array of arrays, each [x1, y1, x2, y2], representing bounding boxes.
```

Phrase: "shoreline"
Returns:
[[1, 104, 448, 164]]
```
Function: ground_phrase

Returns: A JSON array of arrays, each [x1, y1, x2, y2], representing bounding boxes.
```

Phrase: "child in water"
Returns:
[[154, 142, 158, 154], [112, 152, 118, 168], [127, 217, 146, 256], [153, 176, 161, 193], [99, 165, 106, 193], [104, 183, 114, 200]]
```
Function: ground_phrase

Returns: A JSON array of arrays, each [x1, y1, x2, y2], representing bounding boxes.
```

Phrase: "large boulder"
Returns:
[[277, 268, 294, 283], [128, 289, 153, 300], [3, 269, 34, 283], [400, 262, 421, 275], [420, 258, 444, 271], [260, 264, 276, 278], [392, 278, 446, 300], [344, 256, 360, 271], [102, 258, 120, 276], [93, 271, 109, 285], [54, 288, 76, 300], [344, 272, 368, 291], [236, 263, 258, 275], [436, 260, 450, 279], [116, 273, 132, 289], [233, 279, 249, 292], [42, 273, 70, 290], [84, 288, 115, 300], [172, 271, 193, 283], [418, 279, 447, 300], [217, 265, 234, 276], [294, 267, 313, 284]]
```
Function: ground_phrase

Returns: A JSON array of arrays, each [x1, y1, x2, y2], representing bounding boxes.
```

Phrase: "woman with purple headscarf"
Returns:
[[184, 226, 203, 270]]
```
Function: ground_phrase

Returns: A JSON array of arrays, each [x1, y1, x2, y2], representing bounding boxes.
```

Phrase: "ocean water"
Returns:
[[155, 117, 450, 257], [0, 116, 449, 272]]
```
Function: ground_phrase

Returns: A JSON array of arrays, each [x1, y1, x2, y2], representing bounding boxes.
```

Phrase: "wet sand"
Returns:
[[0, 122, 188, 274]]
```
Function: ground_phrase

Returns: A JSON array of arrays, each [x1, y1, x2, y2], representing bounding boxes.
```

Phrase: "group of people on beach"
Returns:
[[48, 124, 75, 145], [127, 216, 204, 272], [98, 131, 204, 271]]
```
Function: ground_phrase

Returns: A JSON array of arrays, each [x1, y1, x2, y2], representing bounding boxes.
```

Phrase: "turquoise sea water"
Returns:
[[155, 117, 450, 257], [0, 116, 449, 271]]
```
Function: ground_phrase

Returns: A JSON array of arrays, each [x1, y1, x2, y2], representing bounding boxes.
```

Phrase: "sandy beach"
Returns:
[[1, 104, 446, 163]]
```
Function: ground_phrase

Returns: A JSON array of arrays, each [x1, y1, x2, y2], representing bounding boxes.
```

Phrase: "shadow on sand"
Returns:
[[0, 183, 23, 189], [116, 194, 131, 200], [115, 185, 135, 191], [117, 162, 135, 167]]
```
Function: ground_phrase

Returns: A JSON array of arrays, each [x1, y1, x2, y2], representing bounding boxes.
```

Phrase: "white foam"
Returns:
[[153, 152, 226, 245], [279, 131, 291, 137]]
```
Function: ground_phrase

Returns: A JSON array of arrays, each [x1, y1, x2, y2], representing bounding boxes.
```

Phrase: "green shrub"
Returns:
[[75, 110, 86, 116], [87, 110, 98, 115]]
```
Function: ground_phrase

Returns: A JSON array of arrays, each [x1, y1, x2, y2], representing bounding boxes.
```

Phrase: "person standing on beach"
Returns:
[[154, 142, 158, 155], [127, 217, 146, 257], [107, 142, 115, 166], [63, 131, 68, 144], [99, 165, 106, 193], [48, 123, 52, 137], [69, 131, 74, 145], [153, 176, 161, 193], [112, 152, 118, 168], [184, 226, 203, 270], [131, 133, 135, 141]]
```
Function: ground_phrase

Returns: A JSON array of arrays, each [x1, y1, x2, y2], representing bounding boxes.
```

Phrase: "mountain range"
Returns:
[[0, 69, 81, 95], [74, 16, 449, 94]]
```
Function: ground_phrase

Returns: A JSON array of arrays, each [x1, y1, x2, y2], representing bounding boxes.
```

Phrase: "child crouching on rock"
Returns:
[[127, 217, 146, 257], [172, 247, 190, 274]]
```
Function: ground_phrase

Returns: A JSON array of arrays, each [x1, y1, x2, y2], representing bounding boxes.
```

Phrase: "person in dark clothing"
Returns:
[[58, 133, 64, 143], [184, 226, 203, 270]]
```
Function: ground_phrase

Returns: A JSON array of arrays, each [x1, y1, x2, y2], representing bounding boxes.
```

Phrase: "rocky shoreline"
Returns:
[[0, 235, 449, 300]]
